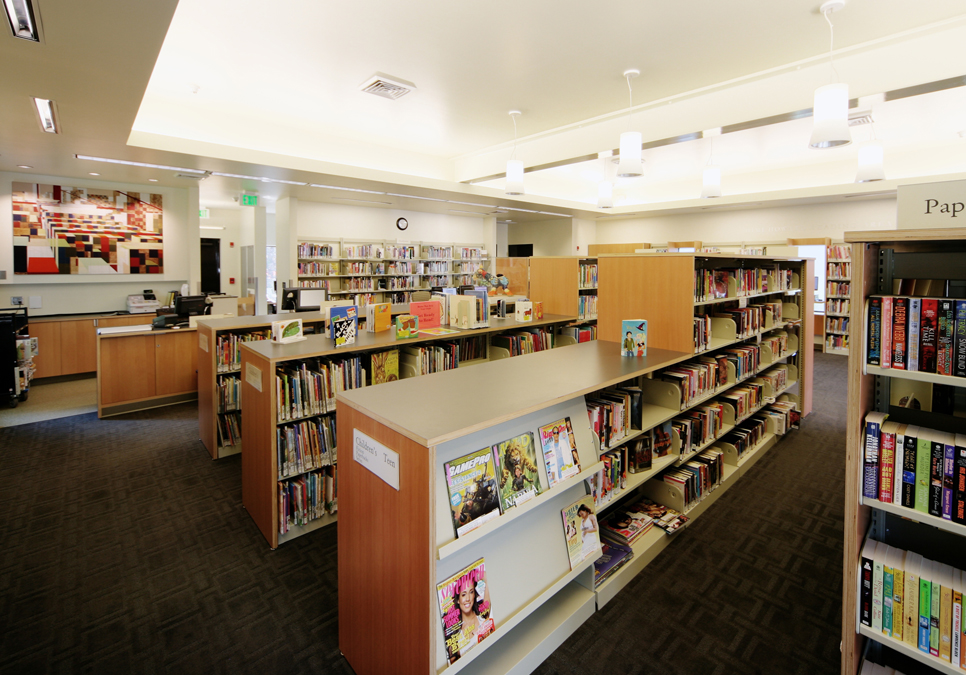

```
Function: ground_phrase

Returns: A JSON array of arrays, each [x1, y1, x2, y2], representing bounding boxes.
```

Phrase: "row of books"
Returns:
[[343, 244, 380, 259], [275, 356, 365, 422], [217, 411, 241, 447], [757, 365, 788, 398], [588, 445, 628, 507], [827, 317, 849, 333], [859, 660, 905, 675], [586, 386, 641, 450], [661, 353, 728, 409], [863, 413, 966, 523], [579, 263, 598, 288], [297, 242, 337, 259], [761, 331, 789, 359], [297, 261, 339, 276], [578, 294, 598, 320], [491, 328, 554, 357], [216, 330, 270, 373], [453, 261, 477, 274], [827, 334, 849, 351], [859, 537, 965, 667], [444, 417, 584, 539], [560, 324, 597, 343], [868, 296, 966, 377], [217, 375, 241, 413], [664, 446, 725, 511], [828, 262, 851, 279], [298, 279, 332, 290], [278, 466, 337, 536], [673, 401, 727, 458], [694, 265, 797, 302], [401, 342, 459, 376], [694, 315, 712, 352], [721, 381, 764, 422], [828, 244, 851, 261], [828, 281, 851, 297], [713, 306, 767, 338], [277, 416, 337, 479], [828, 298, 850, 314]]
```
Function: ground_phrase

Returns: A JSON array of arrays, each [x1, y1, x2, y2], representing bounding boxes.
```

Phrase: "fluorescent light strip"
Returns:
[[75, 155, 207, 174], [333, 198, 392, 205], [503, 207, 541, 213], [385, 193, 447, 202], [446, 200, 497, 208], [268, 178, 309, 186], [448, 210, 488, 215], [33, 97, 57, 133], [5, 0, 38, 41], [539, 211, 569, 217], [309, 184, 387, 195], [199, 226, 225, 230], [209, 172, 307, 185]]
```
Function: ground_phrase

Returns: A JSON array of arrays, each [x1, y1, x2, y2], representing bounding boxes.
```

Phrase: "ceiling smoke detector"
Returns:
[[360, 73, 416, 100]]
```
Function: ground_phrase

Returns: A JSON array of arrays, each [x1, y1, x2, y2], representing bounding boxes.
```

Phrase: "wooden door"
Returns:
[[29, 321, 62, 378], [154, 331, 198, 396], [60, 319, 97, 374], [98, 335, 156, 404]]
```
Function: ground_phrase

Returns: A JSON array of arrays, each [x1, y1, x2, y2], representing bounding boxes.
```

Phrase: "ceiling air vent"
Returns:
[[360, 73, 416, 100], [176, 172, 210, 180], [848, 110, 875, 126]]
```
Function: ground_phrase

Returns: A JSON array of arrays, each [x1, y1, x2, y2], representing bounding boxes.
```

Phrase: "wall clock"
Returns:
[[396, 217, 408, 231]]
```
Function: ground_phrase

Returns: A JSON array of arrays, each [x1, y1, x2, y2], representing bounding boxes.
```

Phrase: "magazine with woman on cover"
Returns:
[[436, 558, 495, 664]]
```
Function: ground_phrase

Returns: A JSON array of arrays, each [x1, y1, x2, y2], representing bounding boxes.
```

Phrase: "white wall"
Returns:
[[0, 171, 191, 316], [573, 218, 596, 256], [296, 202, 487, 244], [507, 219, 572, 256], [596, 198, 900, 246], [200, 208, 243, 295]]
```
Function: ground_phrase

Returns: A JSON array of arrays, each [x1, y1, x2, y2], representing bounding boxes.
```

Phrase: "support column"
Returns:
[[275, 197, 297, 292], [187, 187, 201, 294]]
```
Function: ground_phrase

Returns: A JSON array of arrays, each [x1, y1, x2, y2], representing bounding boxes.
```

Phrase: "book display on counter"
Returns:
[[842, 228, 966, 675], [296, 238, 489, 305], [238, 312, 579, 548]]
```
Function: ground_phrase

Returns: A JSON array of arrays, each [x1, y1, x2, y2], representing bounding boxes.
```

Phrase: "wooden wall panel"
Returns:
[[59, 319, 97, 375], [597, 256, 694, 352], [801, 258, 815, 417], [587, 243, 649, 255], [240, 350, 276, 546], [97, 335, 156, 405], [29, 321, 62, 378], [527, 257, 579, 316], [197, 325, 217, 458], [98, 315, 155, 328], [495, 257, 529, 296], [339, 405, 433, 675], [155, 331, 198, 396]]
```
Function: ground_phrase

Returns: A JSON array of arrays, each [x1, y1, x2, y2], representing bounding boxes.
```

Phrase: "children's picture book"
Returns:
[[329, 306, 358, 347], [410, 300, 442, 330], [366, 302, 391, 332], [653, 421, 673, 457], [395, 314, 419, 340], [561, 495, 600, 570], [436, 558, 495, 664], [370, 350, 399, 385], [419, 327, 460, 337], [271, 318, 305, 344], [515, 300, 533, 323], [444, 447, 502, 538], [538, 417, 581, 487], [534, 301, 544, 320], [621, 320, 647, 357], [493, 432, 543, 510]]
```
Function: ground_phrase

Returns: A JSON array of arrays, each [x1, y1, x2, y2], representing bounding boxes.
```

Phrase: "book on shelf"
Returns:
[[444, 447, 502, 538], [514, 300, 533, 323], [277, 415, 336, 478], [330, 306, 358, 348], [369, 350, 399, 385], [365, 302, 391, 332], [538, 417, 581, 487], [621, 320, 647, 357], [436, 558, 495, 665], [594, 540, 633, 588], [626, 435, 653, 473], [394, 314, 418, 340], [410, 300, 442, 329], [278, 466, 335, 535], [561, 495, 600, 571], [272, 318, 304, 344], [493, 432, 543, 511], [653, 421, 673, 458], [598, 506, 653, 546]]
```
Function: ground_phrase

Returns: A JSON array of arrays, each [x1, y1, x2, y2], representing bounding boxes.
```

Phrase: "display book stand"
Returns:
[[238, 313, 577, 548], [295, 237, 489, 304], [826, 242, 852, 355], [527, 256, 600, 322], [842, 229, 966, 675], [196, 312, 328, 460]]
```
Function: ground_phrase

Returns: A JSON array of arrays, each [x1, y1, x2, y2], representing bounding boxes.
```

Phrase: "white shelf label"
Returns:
[[353, 429, 399, 491], [245, 363, 262, 392], [199, 333, 209, 352]]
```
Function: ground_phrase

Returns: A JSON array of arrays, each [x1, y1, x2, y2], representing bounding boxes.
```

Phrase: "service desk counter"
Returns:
[[96, 326, 198, 417]]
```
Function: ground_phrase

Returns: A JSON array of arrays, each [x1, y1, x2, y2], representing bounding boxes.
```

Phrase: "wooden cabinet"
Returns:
[[60, 319, 97, 375], [98, 334, 157, 405], [155, 330, 198, 396], [29, 321, 62, 378], [29, 314, 154, 379]]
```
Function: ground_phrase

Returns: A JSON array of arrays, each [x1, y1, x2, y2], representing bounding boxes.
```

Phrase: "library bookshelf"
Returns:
[[239, 314, 576, 548], [296, 237, 490, 305], [196, 312, 328, 460], [841, 228, 966, 675], [528, 256, 599, 322], [337, 336, 807, 675], [826, 243, 852, 355]]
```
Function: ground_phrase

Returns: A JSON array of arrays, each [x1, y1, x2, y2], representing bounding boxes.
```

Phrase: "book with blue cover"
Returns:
[[330, 305, 358, 347], [621, 320, 647, 357]]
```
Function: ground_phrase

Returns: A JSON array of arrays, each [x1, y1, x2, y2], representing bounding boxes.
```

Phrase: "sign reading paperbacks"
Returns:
[[897, 179, 966, 229]]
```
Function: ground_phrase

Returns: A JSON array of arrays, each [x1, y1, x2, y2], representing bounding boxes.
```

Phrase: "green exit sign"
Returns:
[[199, 208, 210, 219], [241, 194, 258, 206]]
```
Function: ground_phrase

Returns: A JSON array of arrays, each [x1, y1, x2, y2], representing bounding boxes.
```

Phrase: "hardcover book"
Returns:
[[366, 302, 391, 332], [860, 538, 876, 627], [538, 417, 581, 487], [943, 432, 955, 520], [436, 558, 495, 664], [908, 298, 921, 371], [881, 296, 893, 370], [561, 495, 600, 570], [956, 300, 966, 377], [444, 447, 502, 538], [653, 421, 673, 458], [955, 434, 966, 525], [515, 301, 533, 323], [878, 421, 898, 503], [621, 320, 647, 357], [867, 296, 882, 366], [864, 412, 888, 500], [920, 299, 939, 373], [930, 434, 945, 517], [915, 430, 932, 514], [271, 318, 304, 344], [330, 306, 358, 348], [395, 314, 419, 340], [370, 350, 399, 385], [626, 435, 653, 473], [901, 425, 920, 509], [892, 297, 908, 370], [938, 299, 955, 376], [493, 432, 543, 511]]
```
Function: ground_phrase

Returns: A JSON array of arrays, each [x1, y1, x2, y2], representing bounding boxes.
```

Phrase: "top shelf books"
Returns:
[[694, 265, 799, 305]]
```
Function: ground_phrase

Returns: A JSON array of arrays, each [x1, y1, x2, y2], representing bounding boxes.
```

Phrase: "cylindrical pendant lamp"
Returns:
[[617, 131, 643, 177], [809, 83, 851, 149], [855, 140, 885, 182], [505, 159, 524, 195], [701, 166, 721, 199], [597, 181, 613, 209]]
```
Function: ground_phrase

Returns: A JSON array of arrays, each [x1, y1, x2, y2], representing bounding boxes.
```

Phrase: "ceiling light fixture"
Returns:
[[309, 184, 387, 195], [385, 193, 447, 202], [75, 155, 208, 174], [505, 111, 525, 196], [88, 172, 100, 176], [209, 171, 308, 185], [33, 97, 58, 133], [148, 178, 158, 182], [4, 0, 39, 41], [597, 151, 613, 209], [855, 141, 885, 182], [199, 226, 225, 230], [447, 200, 496, 208], [617, 69, 643, 177], [701, 133, 722, 199], [809, 1, 851, 149], [17, 164, 31, 169], [332, 198, 393, 205], [539, 212, 569, 217]]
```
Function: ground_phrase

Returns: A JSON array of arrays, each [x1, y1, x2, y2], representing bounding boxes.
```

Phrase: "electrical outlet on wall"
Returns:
[[11, 296, 23, 305]]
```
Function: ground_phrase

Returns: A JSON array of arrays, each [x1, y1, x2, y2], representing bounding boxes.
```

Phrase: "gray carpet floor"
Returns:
[[0, 352, 847, 675]]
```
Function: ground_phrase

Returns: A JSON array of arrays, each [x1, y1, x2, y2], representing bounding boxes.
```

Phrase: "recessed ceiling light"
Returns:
[[33, 97, 58, 133], [17, 165, 31, 169], [199, 226, 225, 230], [5, 0, 39, 42], [75, 155, 208, 174], [148, 178, 158, 182], [89, 172, 100, 176]]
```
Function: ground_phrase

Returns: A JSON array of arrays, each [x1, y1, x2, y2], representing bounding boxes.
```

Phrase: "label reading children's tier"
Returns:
[[353, 429, 400, 490]]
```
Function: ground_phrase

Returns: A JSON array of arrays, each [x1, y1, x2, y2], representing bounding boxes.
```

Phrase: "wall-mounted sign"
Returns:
[[353, 429, 399, 490], [241, 194, 258, 207], [897, 179, 966, 229], [199, 208, 210, 219]]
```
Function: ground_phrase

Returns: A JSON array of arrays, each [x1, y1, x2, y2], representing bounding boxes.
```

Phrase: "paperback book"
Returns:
[[538, 417, 581, 487], [621, 320, 648, 357], [444, 447, 502, 538], [493, 432, 543, 511], [561, 495, 600, 570], [395, 314, 419, 340], [365, 302, 391, 332], [436, 558, 495, 664], [330, 306, 358, 348]]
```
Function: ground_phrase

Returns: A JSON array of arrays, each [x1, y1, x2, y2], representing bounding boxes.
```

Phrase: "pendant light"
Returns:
[[505, 111, 524, 195], [617, 69, 643, 177], [855, 117, 885, 182], [597, 151, 614, 209], [809, 1, 851, 149], [701, 132, 721, 199]]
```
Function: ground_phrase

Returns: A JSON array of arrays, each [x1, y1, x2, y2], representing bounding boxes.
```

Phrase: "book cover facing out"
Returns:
[[867, 296, 882, 366], [920, 299, 939, 373], [938, 299, 955, 376], [436, 558, 495, 665], [621, 320, 647, 357], [395, 314, 419, 340]]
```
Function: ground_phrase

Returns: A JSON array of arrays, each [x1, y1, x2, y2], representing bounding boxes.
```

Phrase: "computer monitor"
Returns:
[[175, 295, 207, 318], [298, 289, 327, 311], [280, 288, 300, 312]]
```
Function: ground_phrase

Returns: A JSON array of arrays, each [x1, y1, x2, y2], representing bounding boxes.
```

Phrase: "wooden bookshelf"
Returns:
[[527, 257, 598, 320], [196, 312, 328, 459], [840, 228, 966, 675], [825, 242, 852, 354], [239, 314, 577, 548]]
